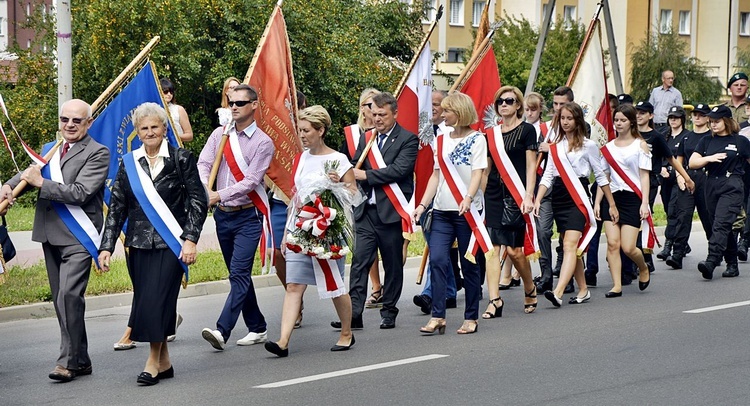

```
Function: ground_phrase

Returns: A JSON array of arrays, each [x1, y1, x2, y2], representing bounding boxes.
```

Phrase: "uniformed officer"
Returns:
[[666, 104, 712, 269], [657, 106, 690, 260], [689, 105, 750, 279]]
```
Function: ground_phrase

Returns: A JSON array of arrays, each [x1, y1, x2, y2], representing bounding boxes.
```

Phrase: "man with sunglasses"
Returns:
[[197, 84, 275, 350], [1, 99, 109, 382]]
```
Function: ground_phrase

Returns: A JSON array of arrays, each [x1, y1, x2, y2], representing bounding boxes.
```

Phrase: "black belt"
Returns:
[[217, 203, 255, 212]]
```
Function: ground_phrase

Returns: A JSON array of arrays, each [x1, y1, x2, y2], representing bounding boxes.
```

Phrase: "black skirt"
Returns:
[[127, 248, 183, 342], [551, 177, 590, 233], [600, 190, 642, 228]]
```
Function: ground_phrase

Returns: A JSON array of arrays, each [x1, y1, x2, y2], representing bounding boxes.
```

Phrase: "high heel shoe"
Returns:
[[524, 286, 538, 313], [419, 318, 447, 335], [456, 320, 478, 335], [638, 268, 650, 291], [481, 297, 504, 319]]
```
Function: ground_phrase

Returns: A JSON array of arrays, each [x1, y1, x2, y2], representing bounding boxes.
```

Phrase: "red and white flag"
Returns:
[[459, 44, 502, 132], [396, 41, 434, 205], [567, 19, 614, 147]]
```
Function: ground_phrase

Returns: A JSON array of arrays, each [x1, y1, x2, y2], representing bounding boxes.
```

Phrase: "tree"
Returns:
[[490, 15, 586, 102], [628, 29, 722, 104]]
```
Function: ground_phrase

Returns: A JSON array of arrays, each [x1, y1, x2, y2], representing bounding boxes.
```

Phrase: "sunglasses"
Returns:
[[361, 102, 373, 109], [162, 89, 174, 94], [60, 116, 87, 125], [495, 97, 517, 106], [228, 100, 256, 107]]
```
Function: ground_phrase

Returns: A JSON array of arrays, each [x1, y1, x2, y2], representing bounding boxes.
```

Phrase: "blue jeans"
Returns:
[[215, 208, 267, 341], [420, 215, 457, 299], [428, 210, 480, 319]]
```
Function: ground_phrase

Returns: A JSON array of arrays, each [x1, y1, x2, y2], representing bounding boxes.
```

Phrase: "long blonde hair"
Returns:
[[220, 77, 241, 109], [357, 88, 381, 129]]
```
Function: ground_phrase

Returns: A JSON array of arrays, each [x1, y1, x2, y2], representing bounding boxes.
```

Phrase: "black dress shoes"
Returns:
[[413, 294, 432, 314], [698, 261, 715, 280], [665, 255, 682, 269], [380, 317, 396, 329], [722, 263, 739, 277], [331, 315, 363, 330], [584, 273, 597, 287], [49, 365, 77, 382], [445, 297, 457, 309], [137, 372, 159, 386], [156, 366, 174, 379], [264, 341, 289, 357], [331, 335, 355, 351], [605, 290, 622, 298], [535, 277, 553, 293]]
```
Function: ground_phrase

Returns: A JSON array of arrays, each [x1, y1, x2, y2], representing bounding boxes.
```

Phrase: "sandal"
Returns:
[[481, 297, 504, 319], [365, 288, 383, 308], [457, 320, 478, 334], [524, 286, 538, 314]]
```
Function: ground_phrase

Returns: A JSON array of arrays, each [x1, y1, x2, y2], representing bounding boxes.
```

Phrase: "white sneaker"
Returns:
[[236, 331, 268, 346], [201, 328, 225, 350]]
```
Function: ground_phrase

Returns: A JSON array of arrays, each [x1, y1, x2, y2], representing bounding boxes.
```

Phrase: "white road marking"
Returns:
[[254, 354, 450, 388], [683, 300, 750, 314]]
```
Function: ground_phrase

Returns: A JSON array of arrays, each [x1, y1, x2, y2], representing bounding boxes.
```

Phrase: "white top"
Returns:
[[541, 137, 609, 189], [133, 138, 169, 179], [168, 104, 184, 136], [296, 150, 353, 187], [432, 131, 488, 211], [601, 138, 652, 193]]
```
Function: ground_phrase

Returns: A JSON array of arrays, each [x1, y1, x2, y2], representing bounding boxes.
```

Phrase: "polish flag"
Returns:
[[396, 42, 434, 205], [567, 19, 614, 146], [459, 44, 502, 132]]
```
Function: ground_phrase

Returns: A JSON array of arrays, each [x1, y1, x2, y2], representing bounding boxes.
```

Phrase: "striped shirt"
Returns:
[[197, 121, 274, 206], [649, 86, 683, 124]]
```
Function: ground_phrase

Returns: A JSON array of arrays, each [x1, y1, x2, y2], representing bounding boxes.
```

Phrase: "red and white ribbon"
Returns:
[[295, 196, 336, 238]]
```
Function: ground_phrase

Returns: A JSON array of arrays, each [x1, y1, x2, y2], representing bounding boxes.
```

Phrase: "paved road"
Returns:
[[2, 228, 750, 405]]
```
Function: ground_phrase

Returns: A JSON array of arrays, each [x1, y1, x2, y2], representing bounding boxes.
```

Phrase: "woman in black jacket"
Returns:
[[98, 102, 208, 385]]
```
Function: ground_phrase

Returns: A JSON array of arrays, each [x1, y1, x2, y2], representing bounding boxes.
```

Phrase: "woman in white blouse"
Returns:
[[534, 102, 615, 306], [412, 92, 487, 335], [595, 104, 652, 297]]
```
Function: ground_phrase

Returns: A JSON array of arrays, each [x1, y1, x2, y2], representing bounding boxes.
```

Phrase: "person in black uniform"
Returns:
[[689, 105, 750, 279], [657, 106, 690, 260], [665, 104, 712, 269]]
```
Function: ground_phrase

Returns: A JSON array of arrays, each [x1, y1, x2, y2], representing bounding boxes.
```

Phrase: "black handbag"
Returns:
[[0, 215, 16, 262], [420, 208, 433, 233], [501, 196, 525, 229]]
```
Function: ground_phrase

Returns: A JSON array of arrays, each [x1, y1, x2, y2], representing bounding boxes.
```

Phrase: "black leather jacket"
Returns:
[[100, 145, 208, 252]]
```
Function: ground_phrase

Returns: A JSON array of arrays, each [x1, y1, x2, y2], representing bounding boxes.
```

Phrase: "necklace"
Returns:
[[146, 152, 159, 159]]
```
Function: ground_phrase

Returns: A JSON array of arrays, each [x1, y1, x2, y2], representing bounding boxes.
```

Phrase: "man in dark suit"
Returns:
[[1, 99, 109, 382], [348, 92, 418, 329]]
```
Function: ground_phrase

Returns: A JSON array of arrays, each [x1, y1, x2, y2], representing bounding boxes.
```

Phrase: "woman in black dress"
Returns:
[[99, 102, 208, 385]]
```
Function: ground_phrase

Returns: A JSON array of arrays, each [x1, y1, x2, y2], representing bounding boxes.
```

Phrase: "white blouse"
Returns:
[[433, 131, 488, 211], [540, 137, 609, 189], [600, 138, 652, 193]]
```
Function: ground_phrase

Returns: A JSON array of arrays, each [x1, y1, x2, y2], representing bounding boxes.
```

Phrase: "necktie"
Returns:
[[378, 133, 388, 149], [60, 142, 70, 159]]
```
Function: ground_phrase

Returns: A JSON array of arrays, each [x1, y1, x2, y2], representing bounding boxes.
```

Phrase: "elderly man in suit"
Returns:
[[336, 92, 418, 329], [0, 99, 109, 382]]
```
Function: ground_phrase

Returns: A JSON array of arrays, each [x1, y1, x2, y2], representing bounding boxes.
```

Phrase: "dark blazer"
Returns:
[[8, 134, 109, 246], [100, 144, 208, 252], [352, 123, 418, 224]]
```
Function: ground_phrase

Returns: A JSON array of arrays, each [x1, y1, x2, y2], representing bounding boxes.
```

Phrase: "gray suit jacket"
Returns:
[[8, 134, 109, 246]]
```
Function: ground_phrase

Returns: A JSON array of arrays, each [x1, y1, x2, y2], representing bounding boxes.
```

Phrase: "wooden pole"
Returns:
[[0, 138, 63, 212], [416, 245, 430, 284], [601, 0, 624, 95], [525, 0, 555, 95], [355, 5, 443, 170], [207, 124, 233, 191], [565, 4, 604, 87], [91, 36, 161, 114]]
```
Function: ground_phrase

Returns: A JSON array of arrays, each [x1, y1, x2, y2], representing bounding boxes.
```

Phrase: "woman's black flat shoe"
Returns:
[[156, 366, 174, 379], [331, 335, 355, 352], [605, 290, 622, 298], [137, 371, 159, 386], [264, 341, 289, 357]]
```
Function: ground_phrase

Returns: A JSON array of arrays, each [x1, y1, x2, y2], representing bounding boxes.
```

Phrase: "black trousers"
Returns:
[[705, 175, 744, 265], [349, 205, 405, 320], [672, 170, 711, 257], [661, 172, 677, 240]]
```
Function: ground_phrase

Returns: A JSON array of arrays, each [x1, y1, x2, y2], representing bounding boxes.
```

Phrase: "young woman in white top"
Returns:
[[216, 77, 241, 126], [595, 104, 652, 297], [534, 102, 614, 306], [413, 92, 487, 335], [160, 78, 193, 142]]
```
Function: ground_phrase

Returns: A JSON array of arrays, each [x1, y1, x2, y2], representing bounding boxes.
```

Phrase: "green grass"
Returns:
[[4, 206, 34, 232]]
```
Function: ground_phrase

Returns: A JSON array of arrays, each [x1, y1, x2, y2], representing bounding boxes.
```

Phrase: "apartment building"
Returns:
[[424, 0, 750, 93]]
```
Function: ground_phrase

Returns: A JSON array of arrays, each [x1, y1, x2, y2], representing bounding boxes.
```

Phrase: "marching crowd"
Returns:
[[3, 69, 750, 385]]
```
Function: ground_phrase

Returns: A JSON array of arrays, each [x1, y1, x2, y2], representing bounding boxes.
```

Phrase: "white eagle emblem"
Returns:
[[417, 110, 433, 149], [482, 104, 501, 129]]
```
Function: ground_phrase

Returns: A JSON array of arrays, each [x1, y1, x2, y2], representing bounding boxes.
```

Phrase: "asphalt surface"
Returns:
[[1, 227, 750, 405]]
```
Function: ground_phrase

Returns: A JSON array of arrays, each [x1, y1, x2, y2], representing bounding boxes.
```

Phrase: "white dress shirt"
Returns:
[[540, 137, 609, 189]]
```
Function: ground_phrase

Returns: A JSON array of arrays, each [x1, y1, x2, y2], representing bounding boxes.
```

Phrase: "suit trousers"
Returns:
[[536, 192, 554, 282], [43, 243, 92, 369], [350, 205, 404, 320], [215, 208, 267, 341]]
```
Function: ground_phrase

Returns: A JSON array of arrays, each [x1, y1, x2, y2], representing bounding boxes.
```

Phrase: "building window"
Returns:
[[472, 1, 485, 27], [678, 11, 690, 35], [0, 18, 4, 36], [742, 12, 750, 36], [26, 39, 31, 49], [563, 6, 576, 30], [447, 47, 464, 63], [450, 0, 464, 26], [422, 0, 436, 23], [26, 3, 31, 21], [42, 4, 47, 22], [660, 9, 673, 34]]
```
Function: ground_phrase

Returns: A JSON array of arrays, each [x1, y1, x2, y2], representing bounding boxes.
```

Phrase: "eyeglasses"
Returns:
[[228, 100, 256, 107], [495, 98, 517, 106], [361, 102, 373, 109], [60, 116, 87, 125]]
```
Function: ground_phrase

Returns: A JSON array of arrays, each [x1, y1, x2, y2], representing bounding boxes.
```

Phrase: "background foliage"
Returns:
[[628, 29, 722, 104]]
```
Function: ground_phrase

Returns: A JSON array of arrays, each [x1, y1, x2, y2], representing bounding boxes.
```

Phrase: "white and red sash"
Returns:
[[291, 152, 348, 299], [486, 125, 540, 259], [343, 124, 361, 159], [435, 133, 492, 263], [364, 131, 414, 238], [600, 144, 659, 252], [223, 130, 272, 271], [549, 142, 596, 255]]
